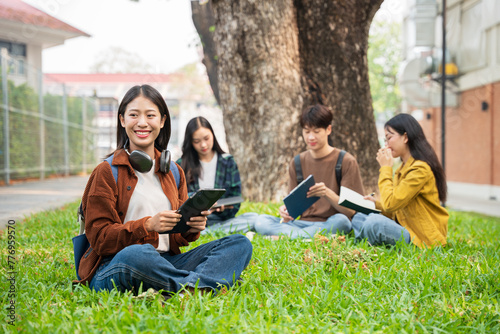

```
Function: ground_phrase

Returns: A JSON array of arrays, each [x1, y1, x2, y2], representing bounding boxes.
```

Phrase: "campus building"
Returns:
[[0, 0, 223, 182], [399, 0, 500, 203], [43, 72, 225, 160], [0, 0, 89, 87]]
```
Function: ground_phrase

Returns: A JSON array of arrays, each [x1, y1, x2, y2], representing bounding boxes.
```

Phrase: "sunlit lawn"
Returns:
[[1, 201, 499, 333]]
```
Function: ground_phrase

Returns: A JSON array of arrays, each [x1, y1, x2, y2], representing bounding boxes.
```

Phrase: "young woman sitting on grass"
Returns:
[[77, 85, 252, 296], [353, 113, 448, 247], [177, 116, 257, 234]]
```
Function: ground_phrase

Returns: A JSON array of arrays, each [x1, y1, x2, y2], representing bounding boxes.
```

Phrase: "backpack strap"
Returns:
[[170, 161, 180, 189], [78, 154, 118, 229], [104, 155, 118, 183], [294, 154, 303, 184], [335, 150, 346, 187]]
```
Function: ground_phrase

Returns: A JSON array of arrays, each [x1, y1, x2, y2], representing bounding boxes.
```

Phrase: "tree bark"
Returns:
[[198, 0, 383, 201], [295, 0, 382, 193], [211, 0, 304, 201]]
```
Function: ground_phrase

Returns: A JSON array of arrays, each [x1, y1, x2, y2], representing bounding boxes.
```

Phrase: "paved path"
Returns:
[[0, 175, 499, 230], [446, 194, 500, 218], [0, 175, 89, 229]]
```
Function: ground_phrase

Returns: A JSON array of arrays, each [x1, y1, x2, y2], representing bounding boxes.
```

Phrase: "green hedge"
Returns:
[[0, 77, 98, 180]]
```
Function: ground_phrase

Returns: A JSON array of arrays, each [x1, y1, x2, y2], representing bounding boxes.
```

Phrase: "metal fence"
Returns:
[[0, 48, 99, 185]]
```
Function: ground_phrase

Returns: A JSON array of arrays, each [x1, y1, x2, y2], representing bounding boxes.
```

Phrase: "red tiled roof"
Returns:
[[44, 73, 180, 83], [0, 0, 89, 37]]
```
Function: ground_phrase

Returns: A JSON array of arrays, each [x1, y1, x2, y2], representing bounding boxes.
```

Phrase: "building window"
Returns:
[[459, 3, 486, 72], [0, 40, 27, 57], [0, 40, 27, 76]]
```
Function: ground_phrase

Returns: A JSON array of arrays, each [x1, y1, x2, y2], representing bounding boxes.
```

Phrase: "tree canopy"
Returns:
[[368, 19, 403, 119]]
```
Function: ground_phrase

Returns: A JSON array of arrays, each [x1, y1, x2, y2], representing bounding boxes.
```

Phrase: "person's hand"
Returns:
[[279, 205, 293, 223], [145, 210, 182, 233], [363, 192, 376, 203], [210, 204, 234, 213], [307, 182, 330, 198], [376, 147, 393, 167], [184, 210, 210, 234]]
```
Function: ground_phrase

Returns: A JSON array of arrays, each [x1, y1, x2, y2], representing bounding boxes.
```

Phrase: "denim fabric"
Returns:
[[202, 212, 258, 235], [351, 213, 412, 246], [89, 234, 252, 295], [254, 213, 351, 239]]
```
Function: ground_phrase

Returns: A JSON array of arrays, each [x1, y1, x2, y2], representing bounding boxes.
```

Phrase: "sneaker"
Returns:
[[132, 288, 160, 301], [245, 231, 256, 241], [262, 235, 281, 241]]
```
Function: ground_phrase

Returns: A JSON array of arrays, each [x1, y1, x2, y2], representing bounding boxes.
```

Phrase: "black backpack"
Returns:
[[294, 150, 346, 186]]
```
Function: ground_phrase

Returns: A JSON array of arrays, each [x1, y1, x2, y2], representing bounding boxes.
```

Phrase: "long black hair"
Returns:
[[385, 113, 447, 202], [115, 85, 171, 152], [180, 116, 225, 184]]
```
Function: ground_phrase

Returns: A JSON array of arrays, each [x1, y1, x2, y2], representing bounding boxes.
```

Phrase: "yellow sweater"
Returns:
[[377, 157, 448, 248]]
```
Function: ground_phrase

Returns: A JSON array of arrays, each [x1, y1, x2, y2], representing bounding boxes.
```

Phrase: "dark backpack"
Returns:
[[294, 150, 346, 187], [72, 154, 180, 280]]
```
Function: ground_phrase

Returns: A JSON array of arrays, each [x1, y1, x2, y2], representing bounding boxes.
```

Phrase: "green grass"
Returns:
[[1, 201, 499, 333]]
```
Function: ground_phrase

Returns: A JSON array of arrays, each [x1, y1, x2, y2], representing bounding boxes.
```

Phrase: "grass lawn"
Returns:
[[1, 201, 499, 333]]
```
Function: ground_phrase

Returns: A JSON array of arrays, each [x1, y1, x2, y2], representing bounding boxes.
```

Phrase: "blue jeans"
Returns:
[[89, 234, 252, 295], [352, 213, 412, 246], [254, 213, 351, 239], [202, 212, 258, 235]]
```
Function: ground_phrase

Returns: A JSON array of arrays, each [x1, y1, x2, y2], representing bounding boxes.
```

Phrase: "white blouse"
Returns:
[[124, 161, 172, 252]]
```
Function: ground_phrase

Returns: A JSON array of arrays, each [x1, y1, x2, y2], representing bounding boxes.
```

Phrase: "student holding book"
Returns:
[[254, 104, 365, 239], [177, 116, 257, 234], [77, 85, 252, 296], [352, 113, 448, 247]]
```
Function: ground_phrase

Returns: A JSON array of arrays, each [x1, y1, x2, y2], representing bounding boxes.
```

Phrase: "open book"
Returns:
[[284, 174, 320, 219], [338, 186, 381, 214]]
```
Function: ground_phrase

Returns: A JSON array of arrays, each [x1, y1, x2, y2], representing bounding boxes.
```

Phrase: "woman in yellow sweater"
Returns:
[[352, 114, 448, 247]]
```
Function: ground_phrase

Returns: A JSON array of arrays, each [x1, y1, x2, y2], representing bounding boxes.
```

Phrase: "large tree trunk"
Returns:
[[212, 1, 304, 201], [295, 0, 382, 193], [196, 0, 383, 201]]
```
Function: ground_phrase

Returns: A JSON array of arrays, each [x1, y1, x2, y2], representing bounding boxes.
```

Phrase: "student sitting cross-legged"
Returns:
[[254, 104, 365, 239], [77, 85, 252, 297]]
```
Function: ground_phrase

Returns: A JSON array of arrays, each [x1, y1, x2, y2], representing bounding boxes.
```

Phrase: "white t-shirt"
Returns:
[[124, 161, 171, 252], [198, 152, 218, 189]]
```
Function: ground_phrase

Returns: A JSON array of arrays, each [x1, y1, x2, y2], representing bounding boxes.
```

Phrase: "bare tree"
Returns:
[[193, 0, 383, 201], [90, 46, 154, 73]]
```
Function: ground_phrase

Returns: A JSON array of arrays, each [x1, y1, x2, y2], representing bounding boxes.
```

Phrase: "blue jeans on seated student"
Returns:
[[202, 212, 258, 235], [89, 234, 252, 295], [351, 213, 412, 246], [254, 213, 351, 239]]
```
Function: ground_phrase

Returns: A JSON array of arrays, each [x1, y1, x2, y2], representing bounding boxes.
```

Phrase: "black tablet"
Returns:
[[162, 188, 226, 234]]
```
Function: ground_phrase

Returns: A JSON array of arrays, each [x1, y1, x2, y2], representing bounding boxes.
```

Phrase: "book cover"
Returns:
[[338, 186, 381, 214], [212, 195, 244, 208], [284, 174, 320, 219]]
